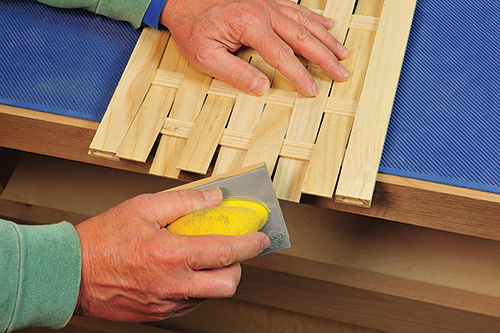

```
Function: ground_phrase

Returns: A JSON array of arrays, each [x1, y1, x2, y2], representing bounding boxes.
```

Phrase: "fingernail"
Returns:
[[201, 188, 222, 202], [339, 64, 350, 78], [337, 42, 349, 55], [249, 76, 270, 96], [261, 235, 270, 251], [325, 17, 335, 28], [311, 82, 319, 96]]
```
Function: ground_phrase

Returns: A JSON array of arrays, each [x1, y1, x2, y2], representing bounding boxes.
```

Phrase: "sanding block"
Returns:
[[168, 163, 290, 256]]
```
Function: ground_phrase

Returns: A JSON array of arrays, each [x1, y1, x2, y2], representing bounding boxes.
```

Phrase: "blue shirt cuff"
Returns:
[[143, 0, 168, 29]]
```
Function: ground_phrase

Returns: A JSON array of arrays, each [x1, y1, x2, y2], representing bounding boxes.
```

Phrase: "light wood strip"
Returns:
[[115, 85, 175, 162], [323, 0, 357, 40], [115, 46, 184, 163], [161, 118, 194, 139], [151, 69, 183, 88], [273, 67, 331, 202], [238, 52, 310, 176], [336, 0, 418, 208], [242, 104, 292, 175], [89, 28, 170, 160], [219, 129, 253, 150], [301, 3, 380, 197], [280, 140, 315, 161], [149, 64, 212, 178], [176, 95, 235, 174], [213, 57, 275, 175], [271, 0, 357, 202], [350, 14, 380, 32], [324, 97, 358, 117]]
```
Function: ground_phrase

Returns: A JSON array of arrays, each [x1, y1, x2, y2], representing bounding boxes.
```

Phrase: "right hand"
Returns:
[[74, 188, 270, 321]]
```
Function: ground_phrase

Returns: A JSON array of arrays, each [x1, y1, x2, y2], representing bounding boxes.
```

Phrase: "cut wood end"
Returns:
[[335, 195, 372, 208], [88, 149, 120, 161], [300, 187, 334, 199]]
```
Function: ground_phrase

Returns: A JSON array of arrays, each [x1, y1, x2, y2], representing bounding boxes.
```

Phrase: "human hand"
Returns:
[[160, 0, 350, 97], [74, 188, 269, 322]]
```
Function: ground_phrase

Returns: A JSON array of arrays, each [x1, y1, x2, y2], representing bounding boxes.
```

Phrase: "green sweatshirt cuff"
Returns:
[[37, 0, 152, 28], [95, 0, 151, 28], [6, 222, 82, 332]]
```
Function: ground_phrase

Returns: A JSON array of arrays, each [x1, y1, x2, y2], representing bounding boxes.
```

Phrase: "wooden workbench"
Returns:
[[3, 104, 500, 333]]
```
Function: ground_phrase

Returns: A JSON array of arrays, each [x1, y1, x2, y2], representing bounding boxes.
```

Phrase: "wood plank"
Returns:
[[236, 265, 500, 333], [176, 95, 235, 174], [149, 64, 213, 177], [152, 298, 383, 333], [115, 85, 175, 162], [335, 0, 418, 207], [303, 173, 500, 241], [271, 67, 333, 201], [271, 0, 357, 202], [241, 104, 292, 175], [301, 2, 380, 197], [115, 39, 188, 162], [1, 153, 181, 216], [212, 57, 275, 175], [89, 28, 170, 160]]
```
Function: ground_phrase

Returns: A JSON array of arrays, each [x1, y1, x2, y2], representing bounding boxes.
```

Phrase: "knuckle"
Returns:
[[295, 26, 311, 46], [217, 244, 236, 267], [278, 45, 296, 64], [294, 10, 309, 26]]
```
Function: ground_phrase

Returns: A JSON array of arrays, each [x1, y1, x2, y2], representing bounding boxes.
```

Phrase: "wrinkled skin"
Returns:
[[160, 0, 350, 97], [74, 188, 269, 322]]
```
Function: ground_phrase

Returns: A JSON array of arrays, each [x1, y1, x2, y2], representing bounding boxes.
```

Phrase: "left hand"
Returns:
[[159, 0, 350, 97]]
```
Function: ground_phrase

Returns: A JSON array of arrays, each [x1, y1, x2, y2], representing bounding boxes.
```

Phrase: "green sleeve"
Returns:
[[37, 0, 152, 28], [0, 220, 82, 333]]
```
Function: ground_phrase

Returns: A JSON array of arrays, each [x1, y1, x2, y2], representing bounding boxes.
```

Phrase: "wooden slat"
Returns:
[[271, 0, 357, 202], [115, 40, 187, 162], [273, 67, 331, 201], [241, 104, 292, 175], [335, 0, 418, 208], [301, 2, 381, 197], [149, 64, 212, 177], [176, 95, 235, 174], [350, 14, 380, 32], [89, 28, 170, 160], [237, 57, 308, 175], [115, 85, 174, 162], [212, 57, 275, 175]]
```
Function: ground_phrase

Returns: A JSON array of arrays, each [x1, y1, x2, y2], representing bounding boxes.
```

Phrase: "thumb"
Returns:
[[130, 188, 223, 228]]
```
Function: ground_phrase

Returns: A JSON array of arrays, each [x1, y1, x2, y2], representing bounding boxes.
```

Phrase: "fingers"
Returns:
[[277, 3, 349, 61], [238, 5, 349, 96], [190, 263, 243, 299], [126, 188, 223, 228], [182, 232, 270, 270], [190, 45, 271, 96]]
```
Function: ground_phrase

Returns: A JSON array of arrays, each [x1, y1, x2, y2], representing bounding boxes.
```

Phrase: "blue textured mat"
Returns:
[[380, 0, 500, 194], [0, 0, 140, 121]]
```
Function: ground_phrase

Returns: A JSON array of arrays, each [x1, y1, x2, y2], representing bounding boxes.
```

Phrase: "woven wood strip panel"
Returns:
[[89, 0, 417, 206]]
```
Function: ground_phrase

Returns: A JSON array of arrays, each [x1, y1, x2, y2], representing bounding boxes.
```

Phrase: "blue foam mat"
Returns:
[[0, 0, 140, 121], [380, 0, 500, 194], [1, 0, 499, 195]]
